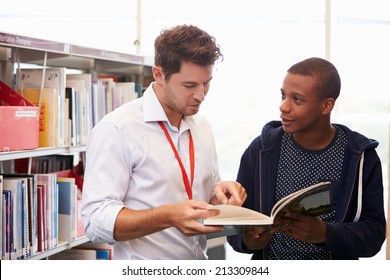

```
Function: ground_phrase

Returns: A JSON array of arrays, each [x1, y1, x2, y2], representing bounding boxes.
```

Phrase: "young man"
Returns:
[[81, 24, 247, 260], [227, 57, 386, 259]]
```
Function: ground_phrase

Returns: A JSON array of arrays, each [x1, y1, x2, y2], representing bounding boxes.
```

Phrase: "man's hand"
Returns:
[[243, 226, 277, 250], [114, 200, 223, 240], [274, 212, 327, 244], [166, 200, 224, 236], [210, 181, 247, 206]]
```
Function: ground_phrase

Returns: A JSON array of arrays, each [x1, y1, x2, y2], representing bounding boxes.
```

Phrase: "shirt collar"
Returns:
[[143, 82, 195, 131]]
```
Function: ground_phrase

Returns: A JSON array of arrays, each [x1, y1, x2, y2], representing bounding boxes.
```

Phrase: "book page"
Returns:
[[204, 204, 273, 225]]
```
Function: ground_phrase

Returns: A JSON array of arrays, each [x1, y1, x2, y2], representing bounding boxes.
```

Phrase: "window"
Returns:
[[0, 0, 138, 54], [331, 0, 390, 259]]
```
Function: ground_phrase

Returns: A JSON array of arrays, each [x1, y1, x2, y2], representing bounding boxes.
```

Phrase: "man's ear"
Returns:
[[322, 98, 335, 115], [152, 66, 165, 83]]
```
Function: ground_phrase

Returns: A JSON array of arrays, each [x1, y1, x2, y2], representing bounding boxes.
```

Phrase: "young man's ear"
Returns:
[[152, 66, 165, 84], [321, 98, 335, 115]]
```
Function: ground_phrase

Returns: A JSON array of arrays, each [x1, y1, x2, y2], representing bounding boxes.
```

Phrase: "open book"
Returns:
[[204, 181, 332, 227]]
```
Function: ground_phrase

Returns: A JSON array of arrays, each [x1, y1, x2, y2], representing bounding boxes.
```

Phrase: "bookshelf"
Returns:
[[0, 31, 152, 260], [0, 32, 148, 82]]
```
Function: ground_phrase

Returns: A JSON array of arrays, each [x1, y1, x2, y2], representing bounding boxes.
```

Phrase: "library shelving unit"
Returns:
[[0, 31, 152, 259]]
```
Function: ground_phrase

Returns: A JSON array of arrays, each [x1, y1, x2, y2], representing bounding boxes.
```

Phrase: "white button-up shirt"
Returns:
[[81, 83, 221, 259]]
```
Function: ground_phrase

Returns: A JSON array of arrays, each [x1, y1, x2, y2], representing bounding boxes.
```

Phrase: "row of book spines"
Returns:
[[15, 69, 142, 149], [14, 154, 75, 175], [48, 244, 113, 260], [1, 173, 84, 260]]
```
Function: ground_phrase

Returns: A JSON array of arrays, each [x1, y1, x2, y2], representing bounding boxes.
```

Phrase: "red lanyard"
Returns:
[[158, 121, 194, 200]]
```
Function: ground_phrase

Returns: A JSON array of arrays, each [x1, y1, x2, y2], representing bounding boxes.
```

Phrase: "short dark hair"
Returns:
[[287, 57, 341, 100], [154, 24, 223, 80]]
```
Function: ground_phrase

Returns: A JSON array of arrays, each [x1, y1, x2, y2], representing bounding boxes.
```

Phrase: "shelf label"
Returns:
[[71, 44, 144, 64], [0, 32, 68, 53], [15, 110, 38, 118]]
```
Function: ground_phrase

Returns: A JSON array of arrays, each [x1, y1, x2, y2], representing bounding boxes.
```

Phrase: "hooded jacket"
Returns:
[[227, 121, 386, 259]]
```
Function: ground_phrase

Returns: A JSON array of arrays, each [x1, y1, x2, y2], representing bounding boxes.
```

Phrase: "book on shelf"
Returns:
[[65, 87, 78, 146], [51, 168, 83, 194], [67, 74, 93, 143], [36, 173, 58, 251], [91, 80, 106, 127], [204, 181, 332, 235], [0, 80, 40, 152], [16, 67, 67, 147], [0, 170, 97, 260], [48, 248, 96, 260], [82, 247, 111, 260], [66, 79, 88, 145], [76, 242, 113, 260], [3, 189, 13, 259], [1, 174, 38, 258], [112, 82, 137, 110], [36, 185, 45, 252], [2, 177, 26, 259], [15, 154, 74, 174], [17, 88, 58, 147], [95, 248, 111, 260], [56, 177, 77, 242], [64, 97, 71, 147], [24, 175, 38, 257], [98, 77, 115, 114]]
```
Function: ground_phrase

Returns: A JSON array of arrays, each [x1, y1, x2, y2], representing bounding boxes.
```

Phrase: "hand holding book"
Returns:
[[204, 182, 332, 238]]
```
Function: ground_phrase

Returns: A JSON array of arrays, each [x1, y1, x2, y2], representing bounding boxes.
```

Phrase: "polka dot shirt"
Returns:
[[265, 127, 347, 259]]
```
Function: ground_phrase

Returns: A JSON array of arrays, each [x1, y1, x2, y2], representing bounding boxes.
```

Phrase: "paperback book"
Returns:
[[205, 181, 332, 228]]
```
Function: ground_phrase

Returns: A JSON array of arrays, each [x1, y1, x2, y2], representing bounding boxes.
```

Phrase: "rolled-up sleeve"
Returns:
[[81, 121, 130, 244]]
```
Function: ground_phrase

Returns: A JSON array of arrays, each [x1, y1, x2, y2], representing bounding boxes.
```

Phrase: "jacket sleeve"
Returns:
[[323, 148, 386, 258]]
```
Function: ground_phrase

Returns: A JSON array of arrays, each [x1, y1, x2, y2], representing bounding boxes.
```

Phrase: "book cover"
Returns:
[[36, 185, 45, 252], [48, 248, 96, 260], [65, 87, 78, 146], [95, 248, 111, 260], [91, 80, 106, 127], [98, 77, 115, 114], [0, 80, 40, 152], [1, 174, 38, 257], [67, 74, 93, 142], [36, 174, 58, 249], [16, 67, 66, 147], [57, 178, 76, 242], [115, 82, 137, 104], [66, 79, 87, 145], [2, 177, 24, 259], [26, 176, 38, 257], [204, 182, 332, 227], [17, 88, 58, 147], [64, 97, 71, 147], [3, 190, 12, 259], [76, 242, 112, 260]]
